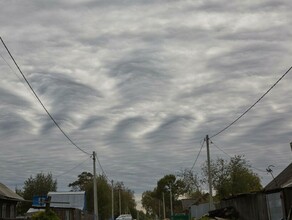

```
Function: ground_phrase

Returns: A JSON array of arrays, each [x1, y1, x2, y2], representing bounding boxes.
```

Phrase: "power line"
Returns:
[[0, 51, 37, 98], [96, 155, 111, 182], [210, 139, 267, 173], [54, 156, 91, 178], [210, 140, 231, 158], [211, 66, 292, 138], [190, 139, 205, 171], [0, 37, 91, 156]]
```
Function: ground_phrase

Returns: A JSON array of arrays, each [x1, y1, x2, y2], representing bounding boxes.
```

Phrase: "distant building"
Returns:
[[0, 182, 24, 219], [211, 162, 292, 220], [27, 191, 88, 220], [48, 191, 87, 220]]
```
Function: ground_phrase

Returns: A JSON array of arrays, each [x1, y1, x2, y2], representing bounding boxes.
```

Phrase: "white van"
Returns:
[[116, 214, 132, 220]]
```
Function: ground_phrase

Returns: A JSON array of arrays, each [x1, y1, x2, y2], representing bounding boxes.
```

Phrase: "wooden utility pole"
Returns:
[[162, 192, 166, 219], [93, 151, 98, 220], [119, 189, 122, 215], [111, 180, 114, 220], [170, 186, 173, 217], [206, 135, 213, 210]]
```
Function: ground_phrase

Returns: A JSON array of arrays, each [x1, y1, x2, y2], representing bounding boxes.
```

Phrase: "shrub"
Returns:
[[31, 210, 60, 220]]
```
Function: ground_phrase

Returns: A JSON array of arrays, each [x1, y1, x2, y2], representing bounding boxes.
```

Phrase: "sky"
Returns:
[[1, 0, 292, 209]]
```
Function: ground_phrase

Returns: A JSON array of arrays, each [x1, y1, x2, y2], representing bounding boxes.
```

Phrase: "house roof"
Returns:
[[0, 182, 24, 201], [265, 162, 292, 191], [48, 191, 86, 210]]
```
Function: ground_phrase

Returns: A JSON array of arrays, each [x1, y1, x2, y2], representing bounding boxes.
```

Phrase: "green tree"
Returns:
[[68, 171, 93, 191], [141, 174, 186, 218], [69, 173, 137, 220], [177, 169, 208, 203], [202, 155, 262, 200], [17, 173, 57, 214], [68, 173, 111, 220], [177, 169, 201, 197], [113, 181, 136, 218], [141, 190, 158, 216]]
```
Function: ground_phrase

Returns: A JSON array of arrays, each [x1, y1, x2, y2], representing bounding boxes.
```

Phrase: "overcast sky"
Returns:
[[1, 0, 292, 208]]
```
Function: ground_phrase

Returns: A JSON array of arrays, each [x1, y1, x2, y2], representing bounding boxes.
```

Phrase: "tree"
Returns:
[[17, 173, 57, 214], [141, 174, 186, 218], [141, 190, 158, 216], [68, 172, 112, 219], [202, 155, 262, 200], [68, 171, 93, 191], [68, 172, 137, 220], [177, 169, 201, 197], [113, 181, 136, 217], [177, 169, 208, 203]]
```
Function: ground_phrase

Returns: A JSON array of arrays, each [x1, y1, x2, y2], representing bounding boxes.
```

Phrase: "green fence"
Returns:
[[171, 213, 189, 220]]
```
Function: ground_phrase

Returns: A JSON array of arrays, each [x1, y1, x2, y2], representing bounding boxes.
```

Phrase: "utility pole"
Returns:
[[169, 186, 173, 218], [162, 192, 166, 219], [206, 135, 213, 210], [119, 189, 122, 215], [158, 200, 161, 219], [111, 180, 114, 220], [93, 151, 98, 220]]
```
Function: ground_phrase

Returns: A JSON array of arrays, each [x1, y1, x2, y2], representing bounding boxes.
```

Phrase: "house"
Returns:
[[212, 162, 292, 220], [48, 191, 87, 220], [264, 162, 292, 220], [0, 182, 24, 220], [265, 162, 292, 191]]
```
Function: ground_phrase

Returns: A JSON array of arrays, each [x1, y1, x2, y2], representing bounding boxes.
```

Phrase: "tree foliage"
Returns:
[[31, 210, 60, 220], [68, 172, 136, 220], [142, 155, 262, 217], [17, 173, 57, 214], [68, 171, 93, 191], [177, 169, 209, 203], [177, 169, 201, 197], [202, 155, 262, 199], [142, 174, 187, 218]]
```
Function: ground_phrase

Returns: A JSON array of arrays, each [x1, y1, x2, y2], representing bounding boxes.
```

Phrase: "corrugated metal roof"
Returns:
[[48, 191, 86, 210], [265, 162, 292, 191], [0, 182, 24, 201]]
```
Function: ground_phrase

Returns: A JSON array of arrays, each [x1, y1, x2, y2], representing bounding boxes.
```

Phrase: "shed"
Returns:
[[47, 191, 86, 220], [265, 162, 292, 191], [264, 162, 292, 220], [0, 182, 24, 219]]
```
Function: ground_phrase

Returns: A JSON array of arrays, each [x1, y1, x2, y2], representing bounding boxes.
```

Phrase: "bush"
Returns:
[[31, 210, 60, 220]]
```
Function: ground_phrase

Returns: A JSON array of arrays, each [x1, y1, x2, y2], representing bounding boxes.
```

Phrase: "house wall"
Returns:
[[283, 188, 292, 217], [190, 202, 215, 219], [52, 208, 82, 220], [217, 193, 269, 220], [0, 199, 17, 220]]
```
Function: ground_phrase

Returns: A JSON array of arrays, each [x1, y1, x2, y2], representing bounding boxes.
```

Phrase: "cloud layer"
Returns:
[[1, 0, 292, 206]]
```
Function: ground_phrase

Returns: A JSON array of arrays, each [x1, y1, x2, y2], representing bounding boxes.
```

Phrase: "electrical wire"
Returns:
[[210, 140, 232, 158], [190, 139, 205, 171], [0, 51, 37, 98], [210, 66, 292, 138], [96, 155, 111, 182], [0, 37, 91, 156], [54, 156, 91, 178], [210, 139, 267, 173], [0, 52, 22, 81]]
